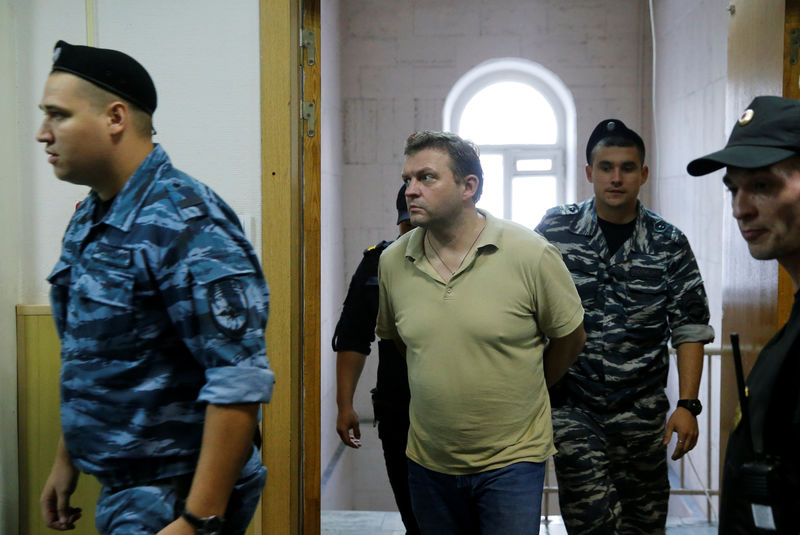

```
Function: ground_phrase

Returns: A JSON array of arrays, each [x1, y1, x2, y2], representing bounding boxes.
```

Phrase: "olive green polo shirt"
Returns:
[[376, 210, 584, 474]]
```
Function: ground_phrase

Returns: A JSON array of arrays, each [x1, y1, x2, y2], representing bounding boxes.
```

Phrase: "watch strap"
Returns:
[[677, 398, 702, 416], [181, 509, 224, 535]]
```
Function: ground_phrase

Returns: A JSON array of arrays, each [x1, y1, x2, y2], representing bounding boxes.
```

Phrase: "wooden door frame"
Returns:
[[259, 0, 321, 533], [300, 2, 322, 533]]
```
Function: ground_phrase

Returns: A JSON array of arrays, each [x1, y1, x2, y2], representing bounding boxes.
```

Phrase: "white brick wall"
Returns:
[[321, 0, 351, 510], [653, 0, 729, 518]]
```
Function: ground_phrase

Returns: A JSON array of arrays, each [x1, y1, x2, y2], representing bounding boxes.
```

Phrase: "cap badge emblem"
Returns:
[[53, 47, 62, 63], [738, 109, 754, 126], [607, 121, 616, 131]]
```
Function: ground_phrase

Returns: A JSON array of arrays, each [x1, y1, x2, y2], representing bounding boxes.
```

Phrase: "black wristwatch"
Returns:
[[181, 509, 224, 535], [677, 398, 702, 417]]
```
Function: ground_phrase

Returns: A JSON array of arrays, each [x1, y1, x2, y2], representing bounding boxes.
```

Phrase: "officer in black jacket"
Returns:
[[333, 184, 419, 534], [688, 96, 800, 534]]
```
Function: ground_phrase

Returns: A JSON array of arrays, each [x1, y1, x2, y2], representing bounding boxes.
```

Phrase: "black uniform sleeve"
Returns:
[[331, 245, 383, 355]]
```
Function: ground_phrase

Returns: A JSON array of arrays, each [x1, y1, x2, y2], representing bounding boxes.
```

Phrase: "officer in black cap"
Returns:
[[37, 41, 273, 535], [689, 96, 800, 534], [536, 118, 714, 534], [333, 184, 419, 535]]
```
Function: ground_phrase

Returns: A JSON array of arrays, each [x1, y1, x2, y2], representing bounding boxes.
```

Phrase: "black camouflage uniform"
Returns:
[[537, 198, 714, 535]]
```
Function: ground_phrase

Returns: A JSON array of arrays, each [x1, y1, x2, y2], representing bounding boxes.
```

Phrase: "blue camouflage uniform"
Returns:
[[536, 198, 714, 535], [48, 144, 274, 535]]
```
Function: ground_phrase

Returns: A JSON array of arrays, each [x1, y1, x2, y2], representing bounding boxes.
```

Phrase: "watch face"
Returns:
[[183, 511, 224, 535], [679, 399, 702, 416], [200, 517, 223, 535]]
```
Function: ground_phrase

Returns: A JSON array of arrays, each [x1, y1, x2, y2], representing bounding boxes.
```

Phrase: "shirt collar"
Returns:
[[571, 197, 646, 234], [404, 208, 500, 263], [100, 144, 169, 232]]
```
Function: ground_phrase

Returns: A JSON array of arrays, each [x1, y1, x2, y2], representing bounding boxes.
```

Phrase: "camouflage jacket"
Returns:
[[48, 145, 274, 487], [536, 198, 714, 412]]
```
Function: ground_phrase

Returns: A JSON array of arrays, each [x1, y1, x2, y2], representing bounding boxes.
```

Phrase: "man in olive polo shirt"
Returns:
[[376, 131, 586, 535]]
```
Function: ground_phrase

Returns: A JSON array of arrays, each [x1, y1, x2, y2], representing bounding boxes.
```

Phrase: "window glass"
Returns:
[[477, 153, 503, 219], [459, 82, 558, 146]]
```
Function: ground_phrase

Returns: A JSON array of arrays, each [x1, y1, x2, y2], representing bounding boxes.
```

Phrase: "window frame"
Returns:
[[443, 58, 577, 217]]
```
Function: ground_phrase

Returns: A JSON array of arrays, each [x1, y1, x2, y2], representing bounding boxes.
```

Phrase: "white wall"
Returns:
[[16, 0, 263, 306], [653, 0, 729, 518], [320, 0, 353, 511], [1, 1, 22, 531], [6, 0, 262, 529]]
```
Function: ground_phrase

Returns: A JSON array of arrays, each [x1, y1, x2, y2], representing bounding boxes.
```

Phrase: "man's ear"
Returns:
[[106, 101, 128, 135], [585, 164, 594, 184], [640, 165, 650, 186], [462, 174, 479, 201]]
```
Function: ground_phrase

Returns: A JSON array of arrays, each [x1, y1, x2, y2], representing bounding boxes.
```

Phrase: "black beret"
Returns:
[[51, 40, 157, 115], [687, 96, 800, 176], [586, 118, 645, 164], [396, 183, 409, 225]]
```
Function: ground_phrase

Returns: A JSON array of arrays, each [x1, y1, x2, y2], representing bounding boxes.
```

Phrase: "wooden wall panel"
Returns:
[[719, 0, 785, 474], [16, 306, 102, 535], [780, 0, 800, 326]]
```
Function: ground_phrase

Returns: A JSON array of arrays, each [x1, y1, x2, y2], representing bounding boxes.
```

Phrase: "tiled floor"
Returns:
[[320, 511, 717, 534]]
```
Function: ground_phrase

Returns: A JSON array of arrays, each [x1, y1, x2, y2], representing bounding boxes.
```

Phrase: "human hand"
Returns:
[[663, 407, 699, 460], [336, 407, 362, 448], [40, 459, 81, 530]]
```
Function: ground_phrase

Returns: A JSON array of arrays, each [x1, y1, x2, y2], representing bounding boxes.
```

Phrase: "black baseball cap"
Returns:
[[687, 96, 800, 176], [51, 40, 157, 115], [586, 118, 645, 164], [396, 183, 409, 225]]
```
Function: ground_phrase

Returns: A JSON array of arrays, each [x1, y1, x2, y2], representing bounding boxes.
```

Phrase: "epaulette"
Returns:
[[165, 179, 209, 221], [560, 203, 580, 215], [363, 240, 393, 257]]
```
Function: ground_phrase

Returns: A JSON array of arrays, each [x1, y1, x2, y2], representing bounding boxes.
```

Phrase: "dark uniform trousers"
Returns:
[[552, 402, 669, 535]]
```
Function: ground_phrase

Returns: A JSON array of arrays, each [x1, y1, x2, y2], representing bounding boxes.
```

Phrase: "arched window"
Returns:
[[443, 58, 576, 228]]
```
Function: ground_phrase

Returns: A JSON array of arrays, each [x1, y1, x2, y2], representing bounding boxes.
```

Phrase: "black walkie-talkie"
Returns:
[[730, 332, 782, 531]]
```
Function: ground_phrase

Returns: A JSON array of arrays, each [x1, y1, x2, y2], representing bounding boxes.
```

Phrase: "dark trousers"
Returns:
[[377, 414, 420, 535], [552, 405, 669, 535], [407, 459, 545, 535]]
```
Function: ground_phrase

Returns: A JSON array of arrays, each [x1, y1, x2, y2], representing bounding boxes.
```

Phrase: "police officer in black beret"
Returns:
[[36, 41, 273, 535], [689, 96, 800, 534], [333, 184, 419, 534]]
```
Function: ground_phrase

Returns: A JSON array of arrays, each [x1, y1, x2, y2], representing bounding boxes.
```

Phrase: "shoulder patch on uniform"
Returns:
[[209, 278, 249, 339]]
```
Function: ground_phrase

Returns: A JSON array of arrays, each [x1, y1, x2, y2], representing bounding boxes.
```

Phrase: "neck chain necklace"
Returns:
[[426, 220, 486, 276]]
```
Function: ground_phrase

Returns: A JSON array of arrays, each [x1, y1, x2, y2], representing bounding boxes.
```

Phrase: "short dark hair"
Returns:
[[404, 131, 484, 202], [590, 136, 646, 166], [74, 76, 153, 137]]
